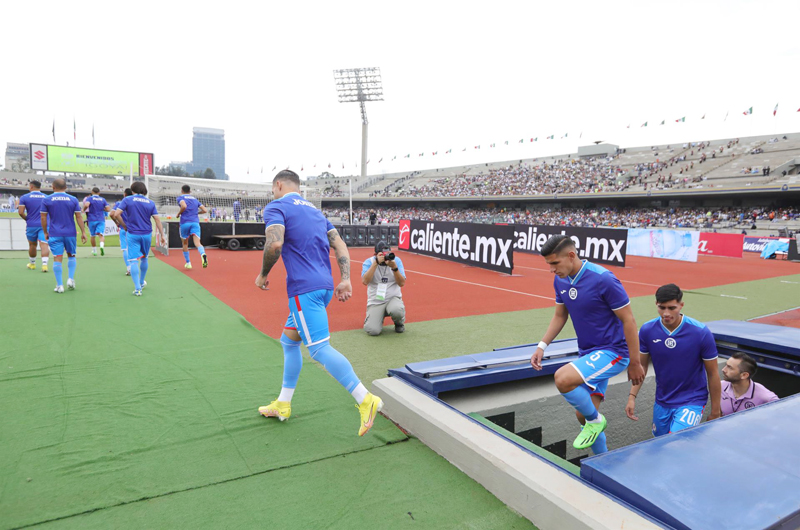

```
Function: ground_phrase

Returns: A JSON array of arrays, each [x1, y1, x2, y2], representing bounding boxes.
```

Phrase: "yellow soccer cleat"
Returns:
[[356, 393, 383, 436], [27, 263, 36, 270], [259, 400, 291, 421], [42, 265, 48, 273], [184, 262, 193, 270], [202, 253, 208, 268]]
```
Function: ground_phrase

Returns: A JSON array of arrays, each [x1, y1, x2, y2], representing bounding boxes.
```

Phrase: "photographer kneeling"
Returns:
[[361, 241, 406, 335]]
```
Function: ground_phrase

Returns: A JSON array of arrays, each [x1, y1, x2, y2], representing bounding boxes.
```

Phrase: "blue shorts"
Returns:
[[127, 233, 152, 261], [49, 236, 77, 256], [88, 221, 105, 236], [180, 222, 201, 239], [652, 402, 704, 437], [570, 350, 630, 399], [119, 229, 127, 250], [26, 227, 47, 243], [284, 289, 333, 347]]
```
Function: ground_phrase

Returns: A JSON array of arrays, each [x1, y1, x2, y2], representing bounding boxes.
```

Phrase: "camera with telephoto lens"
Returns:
[[379, 252, 395, 265]]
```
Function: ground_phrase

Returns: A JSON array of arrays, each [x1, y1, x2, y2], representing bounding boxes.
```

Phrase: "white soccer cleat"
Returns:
[[66, 279, 75, 290], [141, 281, 147, 289], [54, 285, 64, 293], [125, 270, 131, 276], [133, 289, 142, 296]]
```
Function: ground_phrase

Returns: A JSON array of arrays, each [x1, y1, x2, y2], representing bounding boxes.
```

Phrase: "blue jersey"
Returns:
[[177, 194, 202, 224], [116, 194, 158, 235], [554, 260, 630, 358], [85, 195, 109, 222], [233, 200, 241, 212], [113, 201, 128, 224], [639, 315, 718, 408], [262, 192, 335, 297], [19, 191, 48, 228], [41, 192, 80, 237]]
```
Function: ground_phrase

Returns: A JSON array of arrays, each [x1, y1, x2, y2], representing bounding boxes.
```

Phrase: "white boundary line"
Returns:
[[514, 264, 662, 288], [405, 269, 554, 301], [747, 306, 800, 321]]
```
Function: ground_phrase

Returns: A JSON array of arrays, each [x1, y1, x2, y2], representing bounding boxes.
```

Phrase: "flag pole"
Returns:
[[349, 177, 353, 225]]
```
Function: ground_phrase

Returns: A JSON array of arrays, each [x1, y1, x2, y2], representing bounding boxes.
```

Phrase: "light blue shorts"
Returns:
[[88, 221, 105, 236], [119, 229, 127, 250], [284, 289, 333, 347], [652, 403, 704, 437], [180, 222, 201, 240], [127, 233, 151, 262], [570, 349, 630, 398], [26, 227, 47, 243], [49, 236, 77, 256]]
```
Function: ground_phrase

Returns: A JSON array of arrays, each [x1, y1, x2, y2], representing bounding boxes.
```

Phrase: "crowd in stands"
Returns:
[[322, 205, 800, 229]]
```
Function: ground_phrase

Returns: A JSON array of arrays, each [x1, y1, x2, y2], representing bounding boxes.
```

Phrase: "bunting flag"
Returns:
[[247, 167, 250, 174], [564, 133, 568, 138], [301, 166, 304, 171], [701, 114, 706, 120], [518, 139, 524, 143], [531, 137, 537, 142], [547, 135, 554, 140], [724, 111, 729, 121], [743, 107, 753, 115], [627, 125, 630, 128], [92, 124, 95, 146], [675, 117, 685, 123], [261, 167, 263, 173], [432, 151, 437, 155], [378, 158, 383, 163], [504, 140, 509, 145], [579, 132, 583, 138], [328, 163, 331, 168], [475, 145, 480, 149], [445, 149, 452, 154], [489, 143, 495, 148], [773, 103, 778, 116], [641, 122, 648, 127], [659, 120, 665, 125], [392, 156, 396, 160], [418, 152, 424, 157], [52, 119, 56, 143], [73, 118, 76, 142], [462, 148, 466, 151], [404, 154, 410, 158], [342, 163, 345, 168], [272, 165, 276, 171]]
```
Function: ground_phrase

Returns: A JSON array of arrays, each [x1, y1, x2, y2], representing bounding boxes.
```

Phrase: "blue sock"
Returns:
[[591, 432, 608, 454], [280, 334, 303, 388], [53, 261, 63, 286], [183, 251, 190, 263], [130, 261, 141, 290], [562, 387, 598, 421], [122, 249, 129, 268], [197, 245, 205, 255], [67, 256, 76, 280], [140, 258, 149, 283], [308, 342, 360, 392]]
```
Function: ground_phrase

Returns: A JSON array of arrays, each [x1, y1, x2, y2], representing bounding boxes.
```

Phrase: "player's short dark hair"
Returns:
[[655, 283, 683, 303], [52, 178, 67, 191], [123, 188, 133, 197], [273, 170, 300, 187], [131, 181, 147, 195], [540, 234, 575, 256], [30, 180, 41, 189], [181, 184, 190, 193], [731, 352, 757, 379], [92, 187, 100, 193]]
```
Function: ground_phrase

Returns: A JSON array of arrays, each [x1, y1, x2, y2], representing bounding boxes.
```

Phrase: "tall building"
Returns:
[[190, 127, 226, 180]]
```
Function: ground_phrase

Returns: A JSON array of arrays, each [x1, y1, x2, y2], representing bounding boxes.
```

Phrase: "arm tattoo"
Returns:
[[327, 229, 341, 245], [260, 225, 285, 276], [337, 255, 350, 280], [328, 229, 350, 280]]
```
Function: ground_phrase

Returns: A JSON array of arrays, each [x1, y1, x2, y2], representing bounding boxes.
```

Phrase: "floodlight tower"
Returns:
[[333, 67, 383, 223]]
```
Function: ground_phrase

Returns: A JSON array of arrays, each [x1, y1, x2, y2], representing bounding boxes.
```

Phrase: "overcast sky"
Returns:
[[2, 0, 799, 183]]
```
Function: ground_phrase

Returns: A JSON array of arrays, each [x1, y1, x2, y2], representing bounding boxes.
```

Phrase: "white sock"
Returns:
[[278, 387, 295, 402], [126, 265, 131, 272], [29, 257, 36, 264], [42, 257, 49, 265], [100, 242, 104, 248], [586, 413, 604, 424], [351, 383, 369, 404], [92, 247, 97, 254]]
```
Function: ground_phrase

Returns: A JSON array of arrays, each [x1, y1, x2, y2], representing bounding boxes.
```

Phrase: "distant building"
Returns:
[[5, 142, 31, 172], [188, 127, 226, 180]]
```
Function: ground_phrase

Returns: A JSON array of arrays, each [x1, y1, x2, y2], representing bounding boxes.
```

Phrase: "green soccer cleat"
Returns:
[[573, 414, 607, 449], [184, 262, 192, 270], [100, 247, 105, 256], [357, 393, 383, 436], [259, 400, 291, 421]]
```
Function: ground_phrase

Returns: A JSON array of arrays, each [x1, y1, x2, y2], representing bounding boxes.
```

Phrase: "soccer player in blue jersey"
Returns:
[[112, 188, 134, 276], [82, 187, 111, 256], [530, 235, 645, 453], [626, 284, 721, 435], [255, 170, 383, 437], [233, 199, 241, 222], [112, 181, 165, 296], [40, 179, 87, 293], [176, 184, 208, 269], [18, 180, 50, 272]]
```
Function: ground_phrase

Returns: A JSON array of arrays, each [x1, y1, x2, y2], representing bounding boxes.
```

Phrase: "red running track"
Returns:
[[157, 249, 799, 339]]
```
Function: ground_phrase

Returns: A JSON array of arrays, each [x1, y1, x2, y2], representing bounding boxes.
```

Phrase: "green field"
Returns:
[[2, 251, 799, 529]]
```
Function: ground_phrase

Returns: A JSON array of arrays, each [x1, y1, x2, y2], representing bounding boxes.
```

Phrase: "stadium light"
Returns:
[[333, 67, 383, 224]]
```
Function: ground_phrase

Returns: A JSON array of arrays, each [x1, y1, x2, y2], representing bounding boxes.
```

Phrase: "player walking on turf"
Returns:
[[176, 184, 208, 270], [41, 179, 87, 293], [112, 182, 165, 296], [18, 180, 50, 272], [82, 187, 111, 256], [255, 170, 383, 436], [530, 235, 645, 453], [626, 284, 721, 435], [112, 188, 133, 275]]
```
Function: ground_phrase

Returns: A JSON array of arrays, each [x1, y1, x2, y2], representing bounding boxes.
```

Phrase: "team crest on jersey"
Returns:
[[665, 337, 677, 349], [568, 288, 578, 300]]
